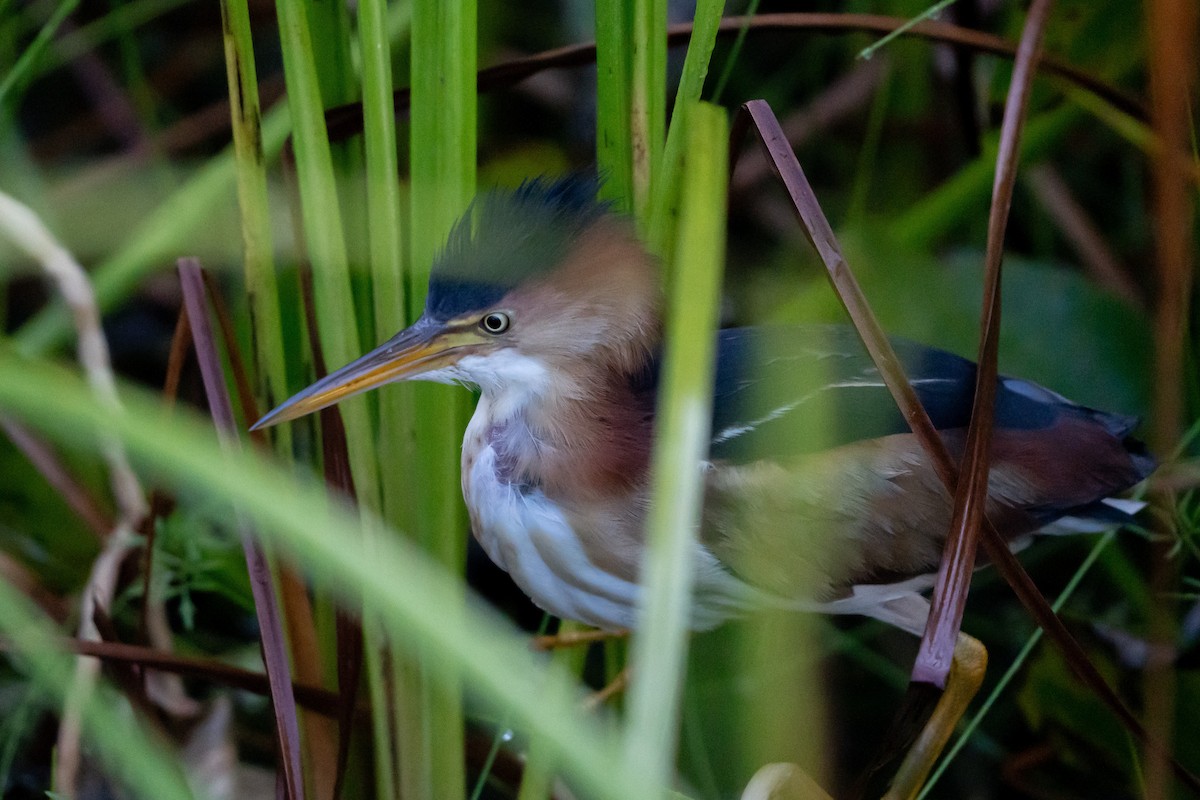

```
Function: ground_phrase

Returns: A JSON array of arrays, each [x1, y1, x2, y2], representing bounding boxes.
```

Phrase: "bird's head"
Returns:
[[254, 176, 661, 429]]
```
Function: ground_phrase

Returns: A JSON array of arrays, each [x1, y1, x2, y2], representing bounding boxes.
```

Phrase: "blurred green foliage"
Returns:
[[0, 0, 1195, 798]]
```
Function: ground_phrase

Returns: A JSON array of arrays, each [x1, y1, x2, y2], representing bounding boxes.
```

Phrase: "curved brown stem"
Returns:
[[316, 12, 1145, 147]]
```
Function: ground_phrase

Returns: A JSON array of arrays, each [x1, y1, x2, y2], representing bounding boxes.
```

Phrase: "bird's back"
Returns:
[[699, 325, 1154, 606]]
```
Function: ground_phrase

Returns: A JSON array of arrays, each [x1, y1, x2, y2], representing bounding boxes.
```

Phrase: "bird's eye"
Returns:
[[480, 312, 511, 334]]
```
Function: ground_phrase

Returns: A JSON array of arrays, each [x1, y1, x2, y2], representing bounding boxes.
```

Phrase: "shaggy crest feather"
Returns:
[[426, 175, 609, 320]]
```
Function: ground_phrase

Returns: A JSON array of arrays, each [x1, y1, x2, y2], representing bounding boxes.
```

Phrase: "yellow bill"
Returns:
[[252, 316, 482, 429]]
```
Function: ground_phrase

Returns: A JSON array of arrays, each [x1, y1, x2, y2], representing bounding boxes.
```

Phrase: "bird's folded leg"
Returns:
[[741, 763, 834, 800], [530, 627, 628, 651], [882, 633, 988, 800], [582, 667, 629, 711], [528, 626, 630, 709]]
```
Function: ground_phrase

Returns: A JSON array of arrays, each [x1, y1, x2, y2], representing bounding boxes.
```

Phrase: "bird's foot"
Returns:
[[530, 627, 629, 651], [583, 667, 629, 711]]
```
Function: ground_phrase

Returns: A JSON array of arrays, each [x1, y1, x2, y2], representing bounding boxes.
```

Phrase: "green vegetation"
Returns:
[[0, 1, 1195, 798]]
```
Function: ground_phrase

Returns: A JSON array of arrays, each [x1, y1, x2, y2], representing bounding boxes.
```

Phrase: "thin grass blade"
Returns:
[[0, 580, 195, 798], [178, 259, 305, 800], [216, 0, 292, 443], [515, 621, 590, 800], [0, 0, 82, 105], [0, 357, 659, 800], [624, 101, 728, 794], [630, 0, 666, 224], [199, 271, 260, 431], [354, 0, 408, 793], [914, 0, 1054, 690], [595, 0, 634, 211], [274, 0, 381, 521], [273, 6, 385, 787], [297, 261, 366, 800], [403, 0, 478, 796], [645, 0, 726, 261], [209, 260, 335, 792], [1144, 0, 1197, 795], [731, 99, 1200, 794]]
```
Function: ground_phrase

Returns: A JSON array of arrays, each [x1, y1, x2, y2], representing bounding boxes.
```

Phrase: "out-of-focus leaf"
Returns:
[[759, 229, 1152, 416], [1018, 647, 1200, 792], [155, 508, 255, 614], [0, 438, 102, 592]]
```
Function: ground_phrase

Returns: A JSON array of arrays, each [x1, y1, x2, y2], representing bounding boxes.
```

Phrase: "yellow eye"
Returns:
[[481, 312, 511, 334]]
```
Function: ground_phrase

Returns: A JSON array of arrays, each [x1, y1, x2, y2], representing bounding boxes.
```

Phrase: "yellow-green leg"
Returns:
[[528, 626, 632, 709], [883, 633, 988, 800], [530, 627, 628, 650], [583, 667, 629, 710]]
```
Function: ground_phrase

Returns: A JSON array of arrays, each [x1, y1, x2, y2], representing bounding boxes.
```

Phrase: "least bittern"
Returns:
[[256, 176, 1152, 798]]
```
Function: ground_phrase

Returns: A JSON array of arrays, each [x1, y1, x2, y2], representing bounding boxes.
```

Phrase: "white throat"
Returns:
[[455, 350, 553, 418]]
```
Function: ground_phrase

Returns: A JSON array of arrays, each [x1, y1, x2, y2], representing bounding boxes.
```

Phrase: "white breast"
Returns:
[[462, 430, 645, 629], [462, 441, 755, 630], [459, 371, 758, 630]]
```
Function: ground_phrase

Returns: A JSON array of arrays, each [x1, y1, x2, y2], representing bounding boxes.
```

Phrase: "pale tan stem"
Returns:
[[0, 191, 197, 795], [741, 763, 834, 800]]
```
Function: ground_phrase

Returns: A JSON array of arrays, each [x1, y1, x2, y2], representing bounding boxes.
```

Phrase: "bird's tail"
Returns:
[[1037, 496, 1147, 535]]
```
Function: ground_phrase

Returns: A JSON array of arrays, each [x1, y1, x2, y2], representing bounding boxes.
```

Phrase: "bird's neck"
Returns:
[[467, 355, 656, 501]]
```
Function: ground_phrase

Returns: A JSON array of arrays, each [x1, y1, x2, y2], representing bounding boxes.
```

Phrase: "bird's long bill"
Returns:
[[252, 317, 465, 429]]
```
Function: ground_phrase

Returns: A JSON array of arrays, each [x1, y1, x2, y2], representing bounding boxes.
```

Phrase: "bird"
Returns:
[[254, 175, 1154, 799]]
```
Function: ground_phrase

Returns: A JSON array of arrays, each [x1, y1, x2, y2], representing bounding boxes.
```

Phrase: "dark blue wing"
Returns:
[[708, 325, 1139, 463]]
